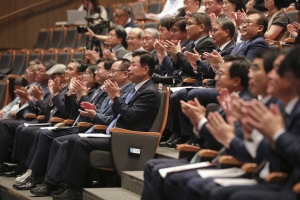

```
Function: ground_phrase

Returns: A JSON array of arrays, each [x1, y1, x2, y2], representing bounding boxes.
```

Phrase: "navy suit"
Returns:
[[0, 84, 50, 165], [141, 89, 253, 200], [25, 88, 107, 176], [230, 36, 268, 61], [49, 79, 160, 188], [124, 20, 136, 28], [44, 82, 135, 186]]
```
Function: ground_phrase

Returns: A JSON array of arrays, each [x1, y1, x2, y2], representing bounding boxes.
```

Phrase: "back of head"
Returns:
[[132, 50, 155, 77], [103, 59, 114, 70], [255, 48, 280, 74], [116, 4, 132, 15], [69, 59, 87, 73], [118, 58, 131, 71], [160, 17, 174, 31], [228, 0, 246, 12], [42, 59, 56, 71], [224, 55, 251, 88], [190, 13, 212, 34], [278, 46, 300, 78], [253, 0, 267, 12], [29, 59, 40, 71]]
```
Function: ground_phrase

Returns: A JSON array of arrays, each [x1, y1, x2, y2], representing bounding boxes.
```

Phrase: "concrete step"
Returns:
[[121, 171, 144, 196], [83, 188, 140, 200]]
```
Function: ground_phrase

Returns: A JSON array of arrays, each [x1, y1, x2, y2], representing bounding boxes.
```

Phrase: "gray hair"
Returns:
[[214, 17, 235, 39], [130, 27, 143, 39], [28, 59, 40, 71], [116, 4, 132, 15], [142, 28, 159, 39]]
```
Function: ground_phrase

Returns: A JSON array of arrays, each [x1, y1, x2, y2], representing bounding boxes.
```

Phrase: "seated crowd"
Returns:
[[1, 0, 300, 200]]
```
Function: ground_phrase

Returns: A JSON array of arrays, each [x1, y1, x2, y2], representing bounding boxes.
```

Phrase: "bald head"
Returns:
[[127, 27, 143, 51]]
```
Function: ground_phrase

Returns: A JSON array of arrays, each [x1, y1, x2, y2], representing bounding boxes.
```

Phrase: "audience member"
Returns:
[[222, 0, 246, 16], [246, 0, 267, 12], [78, 0, 108, 22], [146, 0, 184, 20]]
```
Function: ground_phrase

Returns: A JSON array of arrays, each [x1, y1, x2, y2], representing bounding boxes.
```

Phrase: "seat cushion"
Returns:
[[89, 150, 113, 169]]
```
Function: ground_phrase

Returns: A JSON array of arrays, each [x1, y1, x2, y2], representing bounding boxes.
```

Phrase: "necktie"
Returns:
[[216, 48, 221, 53], [85, 126, 94, 133], [237, 42, 245, 51], [90, 88, 101, 101], [189, 43, 196, 53], [106, 88, 135, 135]]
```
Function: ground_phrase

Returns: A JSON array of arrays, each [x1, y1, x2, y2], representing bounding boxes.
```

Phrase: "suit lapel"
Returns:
[[285, 100, 300, 130], [220, 40, 235, 55], [128, 80, 152, 104]]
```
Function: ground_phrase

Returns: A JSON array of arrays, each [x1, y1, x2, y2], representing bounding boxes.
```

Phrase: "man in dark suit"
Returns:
[[163, 17, 236, 148], [206, 46, 300, 200], [141, 56, 253, 200], [29, 59, 135, 197], [13, 60, 109, 189], [0, 60, 56, 173], [47, 51, 160, 200]]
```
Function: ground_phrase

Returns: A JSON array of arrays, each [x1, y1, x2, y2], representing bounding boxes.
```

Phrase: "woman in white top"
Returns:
[[78, 0, 108, 23]]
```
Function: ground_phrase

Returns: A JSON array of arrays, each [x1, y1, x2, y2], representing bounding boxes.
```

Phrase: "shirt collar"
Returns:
[[219, 40, 231, 51], [194, 35, 208, 46], [285, 96, 299, 115], [134, 79, 150, 93], [112, 44, 121, 52], [123, 18, 131, 26], [259, 95, 272, 105]]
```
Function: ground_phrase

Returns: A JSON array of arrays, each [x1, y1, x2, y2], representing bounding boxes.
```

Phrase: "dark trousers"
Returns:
[[26, 127, 78, 175], [141, 158, 189, 200], [45, 135, 70, 186], [170, 88, 218, 137], [0, 119, 24, 164], [61, 135, 110, 188], [12, 125, 39, 163]]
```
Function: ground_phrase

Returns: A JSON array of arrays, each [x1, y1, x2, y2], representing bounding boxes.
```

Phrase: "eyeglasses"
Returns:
[[113, 13, 127, 18], [242, 20, 260, 26], [141, 37, 153, 41], [186, 22, 200, 27], [109, 69, 126, 74], [107, 34, 117, 38]]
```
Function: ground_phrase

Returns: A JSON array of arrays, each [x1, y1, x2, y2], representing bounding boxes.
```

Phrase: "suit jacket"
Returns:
[[16, 84, 50, 119], [230, 36, 269, 61], [195, 40, 236, 80], [94, 82, 134, 125], [175, 35, 216, 78], [2, 97, 20, 119], [197, 89, 253, 150], [152, 50, 160, 74], [227, 98, 284, 164], [160, 40, 193, 76], [65, 85, 98, 120], [124, 20, 136, 28], [113, 79, 160, 132], [113, 45, 128, 59]]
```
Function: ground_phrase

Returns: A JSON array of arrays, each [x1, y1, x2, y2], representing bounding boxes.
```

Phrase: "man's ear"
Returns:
[[257, 25, 264, 35], [232, 77, 242, 87], [143, 65, 149, 74]]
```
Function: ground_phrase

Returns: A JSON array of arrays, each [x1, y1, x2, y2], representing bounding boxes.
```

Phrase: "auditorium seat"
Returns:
[[42, 52, 56, 62], [72, 51, 85, 60], [144, 22, 159, 29], [0, 80, 9, 109], [148, 2, 162, 14], [287, 10, 298, 24], [105, 6, 113, 21], [33, 28, 52, 50], [76, 33, 88, 49], [0, 53, 14, 75], [89, 86, 170, 184], [47, 27, 65, 50], [61, 27, 78, 49], [28, 53, 41, 62], [57, 52, 71, 65]]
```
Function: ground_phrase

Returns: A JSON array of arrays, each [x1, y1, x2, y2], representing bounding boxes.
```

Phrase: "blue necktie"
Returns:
[[85, 126, 94, 133], [238, 42, 245, 51], [105, 88, 135, 135]]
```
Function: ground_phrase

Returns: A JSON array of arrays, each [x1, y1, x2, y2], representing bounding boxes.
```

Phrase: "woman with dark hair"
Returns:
[[103, 25, 128, 59], [83, 64, 99, 96], [78, 0, 108, 23], [264, 0, 290, 41], [246, 0, 267, 12], [223, 0, 246, 16]]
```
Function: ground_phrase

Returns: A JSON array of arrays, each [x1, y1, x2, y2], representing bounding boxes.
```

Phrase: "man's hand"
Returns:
[[78, 108, 96, 118], [184, 49, 201, 71], [164, 40, 181, 56], [180, 98, 206, 132], [154, 39, 168, 65], [206, 111, 235, 148], [31, 86, 44, 101], [241, 100, 284, 141], [103, 49, 116, 59], [15, 87, 31, 102], [203, 50, 223, 70], [103, 80, 121, 103], [209, 13, 217, 24], [85, 27, 95, 38], [73, 79, 89, 99], [85, 50, 100, 64], [0, 110, 6, 118], [287, 22, 300, 37], [81, 101, 96, 111]]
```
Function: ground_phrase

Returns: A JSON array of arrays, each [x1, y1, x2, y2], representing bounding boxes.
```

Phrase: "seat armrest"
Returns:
[[24, 113, 37, 120], [241, 163, 257, 173], [7, 74, 21, 79], [265, 172, 288, 183], [183, 78, 197, 84], [293, 182, 300, 194], [198, 149, 218, 158], [176, 144, 200, 152], [284, 38, 295, 43], [63, 119, 74, 126], [50, 117, 65, 123], [37, 115, 45, 122], [109, 127, 160, 136], [77, 122, 93, 127], [93, 124, 108, 131], [218, 155, 243, 166]]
